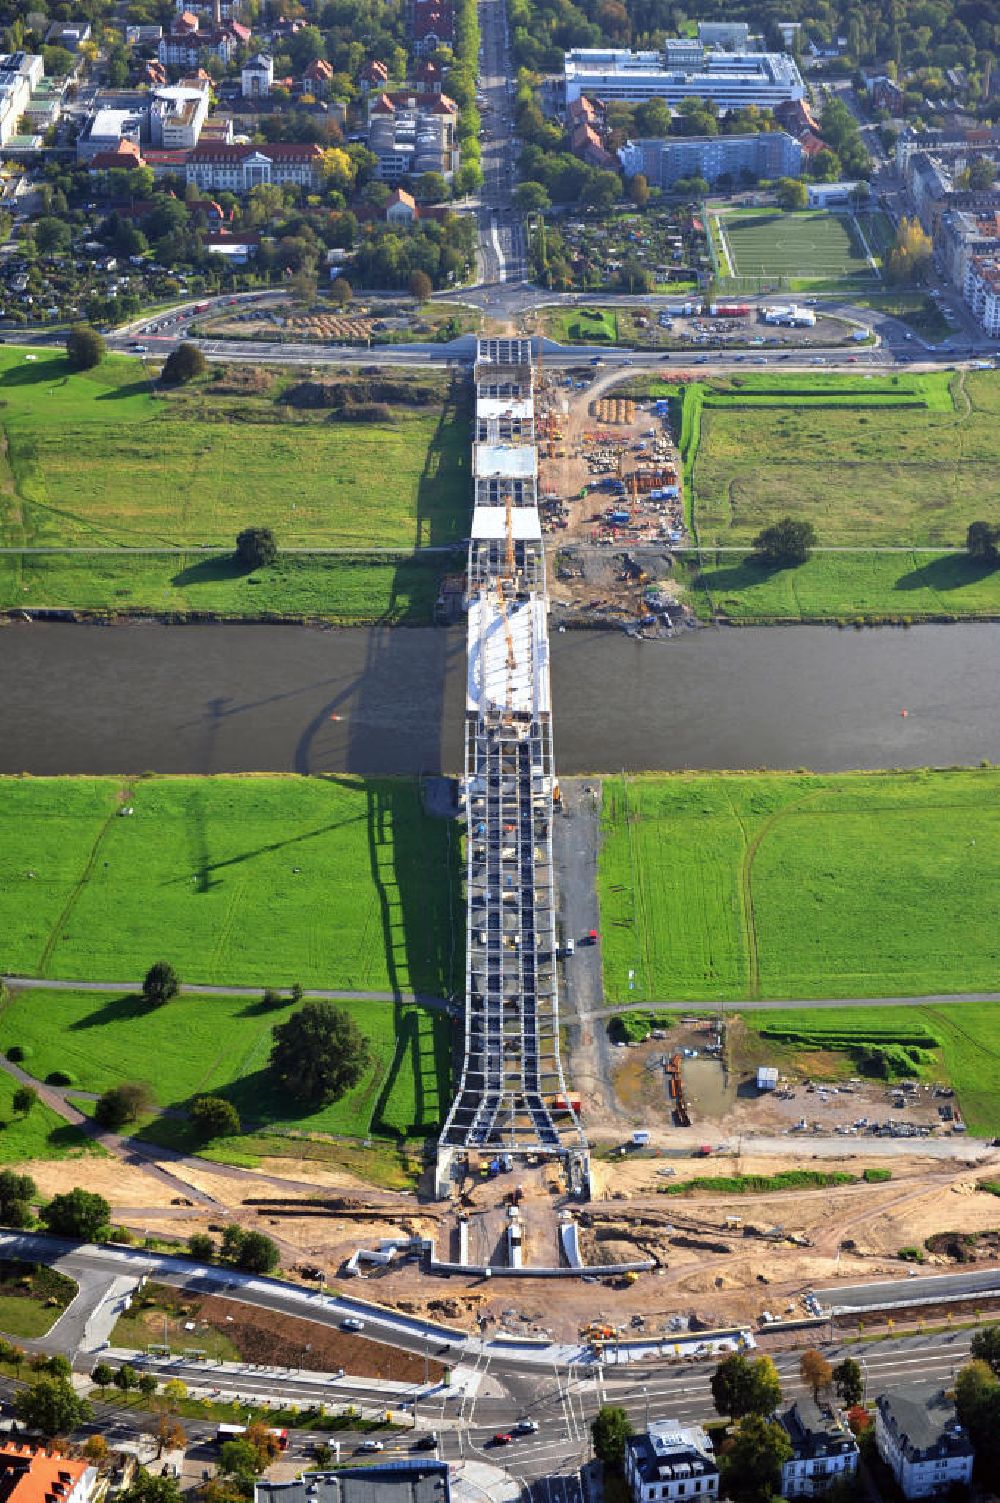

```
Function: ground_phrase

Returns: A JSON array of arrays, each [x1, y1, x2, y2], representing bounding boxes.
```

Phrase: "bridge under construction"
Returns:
[[436, 339, 589, 1198]]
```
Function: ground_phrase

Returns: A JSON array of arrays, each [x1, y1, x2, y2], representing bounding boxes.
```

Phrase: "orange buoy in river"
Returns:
[[900, 709, 908, 717]]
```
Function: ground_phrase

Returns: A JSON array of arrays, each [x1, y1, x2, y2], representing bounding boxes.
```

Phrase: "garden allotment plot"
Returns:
[[718, 209, 877, 285]]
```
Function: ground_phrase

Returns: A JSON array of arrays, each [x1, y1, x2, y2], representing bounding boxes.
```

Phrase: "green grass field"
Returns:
[[0, 350, 468, 550], [742, 1004, 1000, 1136], [0, 775, 461, 995], [0, 1070, 98, 1163], [687, 550, 1000, 622], [678, 370, 1000, 547], [0, 550, 452, 625], [0, 986, 451, 1141], [598, 769, 1000, 1005], [717, 209, 876, 286]]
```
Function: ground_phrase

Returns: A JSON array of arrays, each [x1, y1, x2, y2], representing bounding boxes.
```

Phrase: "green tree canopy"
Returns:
[[160, 343, 206, 385], [41, 1187, 110, 1241], [269, 1001, 370, 1105], [95, 1081, 153, 1130], [966, 521, 1000, 563], [720, 1414, 793, 1503], [0, 1169, 36, 1230], [16, 1376, 92, 1437], [11, 1086, 37, 1119], [971, 1325, 1000, 1376], [65, 325, 106, 371], [711, 1353, 783, 1421], [235, 528, 278, 571], [832, 1356, 864, 1406], [591, 1404, 634, 1468], [190, 1095, 241, 1141], [120, 1470, 184, 1503], [143, 962, 180, 1005], [752, 516, 818, 566], [232, 1230, 280, 1274]]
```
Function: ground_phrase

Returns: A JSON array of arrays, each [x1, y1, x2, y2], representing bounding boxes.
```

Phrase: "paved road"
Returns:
[[2, 975, 448, 1007], [821, 1267, 1000, 1312], [589, 991, 1000, 1019]]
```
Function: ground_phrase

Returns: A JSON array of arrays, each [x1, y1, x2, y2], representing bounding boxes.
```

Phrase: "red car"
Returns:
[[492, 1433, 513, 1446]]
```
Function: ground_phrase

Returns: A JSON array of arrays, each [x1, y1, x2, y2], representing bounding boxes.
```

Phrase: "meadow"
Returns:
[[743, 1004, 1000, 1136], [0, 775, 461, 996], [716, 208, 876, 287], [0, 1070, 98, 1164], [598, 769, 1000, 1005], [671, 370, 1000, 548], [0, 986, 451, 1142], [0, 550, 453, 625], [686, 549, 1000, 622], [0, 349, 468, 550]]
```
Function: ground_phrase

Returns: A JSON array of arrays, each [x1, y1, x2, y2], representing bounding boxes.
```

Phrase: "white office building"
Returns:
[[875, 1389, 974, 1499], [0, 52, 43, 146], [564, 42, 805, 110]]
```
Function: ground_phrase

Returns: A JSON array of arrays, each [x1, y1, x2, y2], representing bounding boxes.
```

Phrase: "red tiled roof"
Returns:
[[188, 141, 322, 161], [0, 1447, 89, 1503]]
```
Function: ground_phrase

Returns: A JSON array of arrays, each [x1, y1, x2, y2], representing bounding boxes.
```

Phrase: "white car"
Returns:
[[358, 1440, 384, 1452], [341, 1317, 365, 1332]]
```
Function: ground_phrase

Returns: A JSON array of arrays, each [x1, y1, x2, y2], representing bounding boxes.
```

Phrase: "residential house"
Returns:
[[777, 1398, 859, 1498], [624, 1423, 719, 1503], [964, 249, 1000, 335], [45, 22, 90, 51], [358, 59, 389, 94], [303, 58, 334, 96], [0, 1446, 99, 1503], [774, 96, 820, 138], [159, 13, 249, 71], [875, 1388, 974, 1500], [570, 122, 617, 170], [414, 59, 442, 94], [385, 187, 418, 223], [869, 74, 904, 115], [411, 0, 454, 57], [241, 52, 273, 98], [126, 24, 164, 47], [186, 141, 324, 190]]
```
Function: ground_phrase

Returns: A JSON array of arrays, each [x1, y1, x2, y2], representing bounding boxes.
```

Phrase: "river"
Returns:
[[2, 620, 999, 776]]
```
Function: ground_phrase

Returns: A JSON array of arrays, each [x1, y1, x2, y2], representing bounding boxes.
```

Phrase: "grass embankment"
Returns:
[[0, 349, 467, 621], [660, 1169, 857, 1196], [0, 986, 450, 1144], [598, 768, 1000, 1005], [637, 370, 1000, 619], [0, 1071, 97, 1164], [0, 551, 454, 625], [0, 1262, 78, 1338], [0, 775, 460, 996]]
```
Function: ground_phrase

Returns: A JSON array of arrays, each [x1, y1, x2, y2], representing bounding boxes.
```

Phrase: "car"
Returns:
[[357, 1440, 384, 1452], [340, 1317, 365, 1332], [492, 1434, 513, 1446], [513, 1420, 539, 1435], [413, 1433, 439, 1450], [131, 343, 148, 352], [561, 939, 575, 957]]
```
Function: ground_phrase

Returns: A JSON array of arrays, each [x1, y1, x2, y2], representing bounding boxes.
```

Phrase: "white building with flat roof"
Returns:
[[564, 43, 805, 109], [0, 53, 43, 145]]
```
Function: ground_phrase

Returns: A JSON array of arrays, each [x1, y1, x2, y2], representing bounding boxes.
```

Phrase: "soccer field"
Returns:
[[718, 209, 876, 282]]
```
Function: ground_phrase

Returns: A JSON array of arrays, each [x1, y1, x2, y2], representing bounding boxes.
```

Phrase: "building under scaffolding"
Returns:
[[436, 340, 588, 1197]]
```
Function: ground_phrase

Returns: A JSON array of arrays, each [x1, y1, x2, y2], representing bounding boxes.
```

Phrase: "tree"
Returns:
[[627, 172, 650, 207], [188, 1233, 215, 1262], [17, 1376, 92, 1437], [120, 1471, 183, 1503], [591, 1404, 634, 1468], [219, 1439, 264, 1479], [513, 180, 551, 214], [832, 1356, 864, 1406], [971, 1325, 1000, 1376], [11, 1086, 37, 1118], [711, 1353, 782, 1421], [800, 1348, 833, 1400], [752, 516, 818, 566], [190, 1095, 241, 1141], [235, 527, 278, 571], [114, 1364, 138, 1395], [160, 343, 206, 385], [408, 269, 433, 301], [634, 97, 672, 136], [233, 1230, 280, 1274], [95, 1081, 153, 1130], [330, 276, 352, 306], [720, 1415, 793, 1503], [41, 1188, 110, 1241], [269, 1002, 371, 1105], [83, 1434, 108, 1465], [415, 171, 448, 204], [966, 520, 1000, 563], [143, 962, 179, 1005], [65, 326, 105, 372], [0, 1169, 35, 1230], [138, 1372, 158, 1400], [775, 176, 808, 210], [91, 1362, 114, 1393], [885, 215, 933, 285], [162, 1378, 188, 1409], [34, 217, 72, 255], [966, 157, 996, 190], [156, 1415, 187, 1459], [220, 1224, 245, 1261]]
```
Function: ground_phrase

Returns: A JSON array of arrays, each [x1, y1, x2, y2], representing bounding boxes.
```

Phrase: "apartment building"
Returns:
[[619, 129, 801, 186]]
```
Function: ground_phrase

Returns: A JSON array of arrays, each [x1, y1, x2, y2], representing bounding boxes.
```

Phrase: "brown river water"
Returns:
[[2, 621, 999, 775]]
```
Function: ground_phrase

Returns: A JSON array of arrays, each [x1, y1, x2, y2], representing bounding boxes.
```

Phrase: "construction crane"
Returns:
[[504, 489, 516, 580]]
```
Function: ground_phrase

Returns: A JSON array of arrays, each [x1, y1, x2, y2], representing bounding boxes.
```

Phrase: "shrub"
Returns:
[[65, 325, 105, 371], [161, 342, 206, 385], [332, 402, 393, 423], [863, 1167, 892, 1183], [235, 527, 278, 571], [6, 1046, 32, 1063], [45, 1071, 75, 1087]]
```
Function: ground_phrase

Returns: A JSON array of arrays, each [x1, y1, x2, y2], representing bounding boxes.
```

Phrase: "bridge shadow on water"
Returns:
[[288, 373, 469, 1161]]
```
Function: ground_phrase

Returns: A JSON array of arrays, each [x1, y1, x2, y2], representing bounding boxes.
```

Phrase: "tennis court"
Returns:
[[717, 209, 878, 282]]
